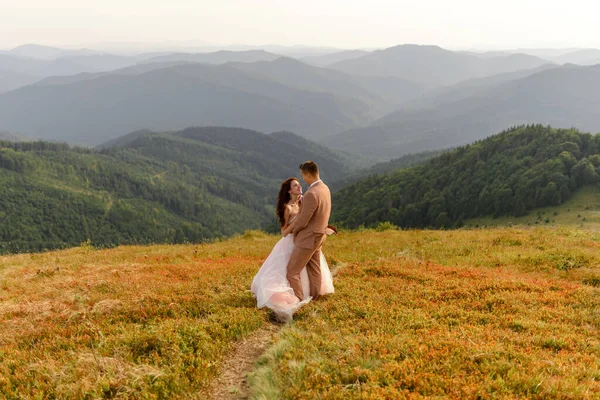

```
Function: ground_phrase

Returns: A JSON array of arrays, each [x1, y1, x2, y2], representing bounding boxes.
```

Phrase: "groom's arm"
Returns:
[[292, 191, 317, 234]]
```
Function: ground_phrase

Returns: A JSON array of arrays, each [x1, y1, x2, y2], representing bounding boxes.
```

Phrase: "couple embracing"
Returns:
[[251, 161, 335, 322]]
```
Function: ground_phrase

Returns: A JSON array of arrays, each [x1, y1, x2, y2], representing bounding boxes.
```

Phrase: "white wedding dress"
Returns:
[[251, 232, 335, 322]]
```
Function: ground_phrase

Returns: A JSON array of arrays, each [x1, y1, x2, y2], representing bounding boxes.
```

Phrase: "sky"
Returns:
[[2, 0, 600, 51]]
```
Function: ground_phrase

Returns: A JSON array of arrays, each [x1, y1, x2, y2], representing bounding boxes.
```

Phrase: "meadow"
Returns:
[[467, 185, 600, 229], [1, 227, 600, 398]]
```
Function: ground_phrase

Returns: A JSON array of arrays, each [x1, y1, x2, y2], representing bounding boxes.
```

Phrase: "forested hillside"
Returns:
[[0, 127, 356, 253], [5, 123, 600, 252], [332, 125, 600, 228], [330, 149, 444, 191]]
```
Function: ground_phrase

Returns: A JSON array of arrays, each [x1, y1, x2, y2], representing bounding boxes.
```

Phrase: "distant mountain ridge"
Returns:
[[6, 41, 600, 153], [329, 44, 551, 88], [552, 49, 600, 65], [300, 50, 370, 67], [0, 61, 379, 144], [0, 48, 298, 93], [0, 54, 90, 77], [139, 50, 281, 65], [7, 44, 103, 60], [32, 61, 197, 86], [323, 64, 600, 159], [404, 63, 558, 110], [0, 55, 431, 145], [0, 130, 22, 141], [0, 69, 40, 93]]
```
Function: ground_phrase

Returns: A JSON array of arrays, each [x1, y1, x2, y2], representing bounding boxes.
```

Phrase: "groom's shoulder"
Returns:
[[313, 183, 330, 198]]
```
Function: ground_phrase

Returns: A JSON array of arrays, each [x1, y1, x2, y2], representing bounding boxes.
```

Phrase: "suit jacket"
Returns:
[[292, 181, 331, 249]]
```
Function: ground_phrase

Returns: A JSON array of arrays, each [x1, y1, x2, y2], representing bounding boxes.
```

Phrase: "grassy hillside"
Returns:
[[0, 127, 357, 253], [1, 227, 600, 398], [467, 184, 600, 228]]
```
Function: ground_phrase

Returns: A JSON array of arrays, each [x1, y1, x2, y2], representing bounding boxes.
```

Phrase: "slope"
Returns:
[[332, 125, 600, 228], [0, 126, 357, 253], [0, 63, 370, 144]]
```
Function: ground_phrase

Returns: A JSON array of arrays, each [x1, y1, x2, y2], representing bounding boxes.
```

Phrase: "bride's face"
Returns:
[[289, 180, 303, 196]]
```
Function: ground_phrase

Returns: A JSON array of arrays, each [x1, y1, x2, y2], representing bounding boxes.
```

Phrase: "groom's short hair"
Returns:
[[299, 161, 319, 176]]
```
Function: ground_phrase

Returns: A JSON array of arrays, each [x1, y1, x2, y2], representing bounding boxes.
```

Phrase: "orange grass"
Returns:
[[1, 227, 600, 398], [0, 231, 276, 399], [250, 227, 600, 399]]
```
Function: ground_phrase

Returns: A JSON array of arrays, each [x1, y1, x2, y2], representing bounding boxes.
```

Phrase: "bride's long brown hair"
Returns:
[[276, 177, 299, 227]]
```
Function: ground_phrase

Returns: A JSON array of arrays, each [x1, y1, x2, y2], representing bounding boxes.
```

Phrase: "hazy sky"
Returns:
[[2, 0, 600, 51]]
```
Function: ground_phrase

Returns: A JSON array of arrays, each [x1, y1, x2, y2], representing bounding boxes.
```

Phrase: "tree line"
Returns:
[[332, 125, 600, 228]]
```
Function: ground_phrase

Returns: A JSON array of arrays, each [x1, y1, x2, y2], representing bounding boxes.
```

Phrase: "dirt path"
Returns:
[[206, 262, 344, 399], [207, 323, 281, 400]]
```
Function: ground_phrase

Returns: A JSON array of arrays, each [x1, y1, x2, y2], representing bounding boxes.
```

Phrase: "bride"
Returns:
[[251, 177, 335, 322]]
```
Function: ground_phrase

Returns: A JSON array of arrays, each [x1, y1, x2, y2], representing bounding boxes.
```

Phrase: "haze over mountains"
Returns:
[[324, 64, 600, 158], [139, 50, 281, 65], [328, 45, 550, 88], [0, 61, 382, 144], [2, 42, 600, 158], [4, 39, 600, 248], [552, 49, 600, 65]]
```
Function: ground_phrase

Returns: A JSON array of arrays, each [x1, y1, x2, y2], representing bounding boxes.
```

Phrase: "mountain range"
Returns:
[[299, 50, 370, 67], [0, 60, 389, 144], [4, 44, 103, 60], [0, 55, 432, 144], [139, 50, 281, 65], [5, 42, 600, 158], [0, 68, 39, 93], [552, 49, 600, 65], [328, 45, 551, 88], [323, 64, 600, 159], [4, 41, 600, 254], [0, 43, 572, 146], [0, 47, 283, 94]]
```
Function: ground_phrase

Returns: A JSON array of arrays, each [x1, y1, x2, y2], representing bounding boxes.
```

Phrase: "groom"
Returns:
[[287, 161, 331, 301]]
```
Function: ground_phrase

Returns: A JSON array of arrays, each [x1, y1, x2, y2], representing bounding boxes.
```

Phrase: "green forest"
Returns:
[[0, 127, 355, 253], [2, 124, 600, 253], [332, 125, 600, 228]]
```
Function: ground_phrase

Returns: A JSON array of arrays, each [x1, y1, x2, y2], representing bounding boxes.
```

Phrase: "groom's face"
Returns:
[[301, 171, 311, 185]]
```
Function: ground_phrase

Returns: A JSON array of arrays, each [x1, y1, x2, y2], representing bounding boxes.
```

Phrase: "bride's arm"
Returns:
[[281, 196, 302, 237], [281, 206, 296, 237]]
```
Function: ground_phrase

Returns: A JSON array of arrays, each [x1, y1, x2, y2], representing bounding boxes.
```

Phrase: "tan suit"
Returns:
[[286, 181, 331, 300]]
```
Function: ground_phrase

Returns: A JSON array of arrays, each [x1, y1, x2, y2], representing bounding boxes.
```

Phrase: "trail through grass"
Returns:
[[1, 227, 600, 398]]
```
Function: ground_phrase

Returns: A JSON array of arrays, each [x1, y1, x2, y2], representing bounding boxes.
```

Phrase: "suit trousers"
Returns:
[[287, 233, 326, 300]]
